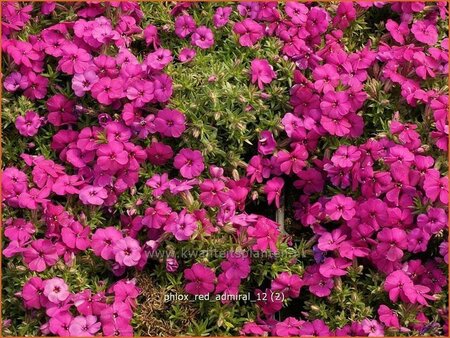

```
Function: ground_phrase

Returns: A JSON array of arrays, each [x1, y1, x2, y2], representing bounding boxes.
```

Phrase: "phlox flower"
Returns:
[[178, 47, 196, 63], [213, 7, 232, 28], [264, 177, 284, 208], [417, 207, 447, 234], [174, 14, 196, 38], [411, 20, 438, 45], [59, 44, 91, 75], [43, 277, 70, 304], [317, 228, 346, 251], [271, 272, 302, 298], [247, 217, 280, 253], [276, 143, 308, 175], [250, 59, 276, 90], [91, 77, 123, 105], [325, 194, 356, 221], [233, 19, 264, 47], [72, 70, 99, 97], [376, 228, 408, 262], [174, 148, 205, 179], [7, 40, 40, 68], [378, 305, 400, 328], [299, 319, 330, 336], [423, 169, 448, 204], [146, 48, 173, 70], [184, 263, 215, 295], [384, 270, 415, 302], [191, 26, 214, 49], [4, 218, 35, 242], [113, 237, 142, 267], [22, 277, 48, 309], [69, 315, 101, 337], [4, 71, 28, 92], [154, 109, 186, 138], [272, 317, 303, 336], [221, 252, 251, 280], [23, 239, 59, 272], [79, 185, 108, 206], [91, 227, 123, 260], [142, 201, 172, 229], [164, 209, 197, 241], [319, 257, 351, 278], [61, 221, 90, 250], [48, 312, 73, 336], [361, 319, 384, 337]]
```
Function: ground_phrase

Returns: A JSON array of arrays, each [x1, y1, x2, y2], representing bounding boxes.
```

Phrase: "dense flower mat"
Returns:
[[1, 1, 449, 336]]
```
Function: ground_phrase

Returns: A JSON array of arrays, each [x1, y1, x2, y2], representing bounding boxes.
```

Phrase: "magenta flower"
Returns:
[[191, 26, 214, 49], [386, 19, 409, 44], [411, 20, 438, 45], [43, 277, 70, 304], [91, 77, 123, 105], [221, 252, 251, 280], [164, 209, 197, 241], [384, 270, 415, 302], [250, 59, 276, 90], [319, 257, 351, 278], [15, 110, 41, 137], [178, 48, 196, 63], [423, 169, 448, 204], [376, 228, 407, 262], [271, 272, 302, 298], [7, 40, 40, 68], [174, 148, 205, 179], [69, 315, 101, 337], [325, 194, 356, 221], [91, 227, 123, 260], [361, 319, 384, 337], [61, 221, 90, 251], [79, 185, 108, 205], [154, 109, 186, 138], [174, 14, 196, 38], [4, 218, 35, 242], [378, 305, 400, 328], [96, 141, 129, 171], [213, 7, 232, 28], [59, 44, 91, 75], [318, 228, 346, 251], [233, 19, 264, 47], [184, 263, 216, 295], [4, 72, 28, 92], [72, 70, 99, 97], [23, 239, 59, 272], [113, 237, 142, 267], [22, 277, 47, 309], [299, 319, 330, 336], [264, 177, 284, 208]]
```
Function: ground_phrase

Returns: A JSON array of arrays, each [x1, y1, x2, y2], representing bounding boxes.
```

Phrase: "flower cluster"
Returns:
[[1, 1, 448, 337]]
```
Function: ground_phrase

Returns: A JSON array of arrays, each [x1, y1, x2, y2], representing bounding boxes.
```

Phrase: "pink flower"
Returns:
[[79, 185, 108, 205], [15, 110, 41, 137], [318, 228, 347, 251], [376, 228, 407, 262], [69, 315, 101, 337], [264, 177, 284, 208], [271, 272, 302, 298], [174, 14, 196, 38], [154, 109, 186, 138], [221, 252, 251, 280], [191, 26, 214, 49], [299, 319, 330, 336], [61, 221, 90, 250], [247, 217, 280, 253], [58, 44, 91, 75], [43, 277, 70, 303], [146, 48, 173, 70], [250, 59, 276, 90], [319, 257, 351, 278], [417, 207, 447, 234], [4, 218, 35, 242], [164, 209, 197, 241], [91, 77, 123, 105], [184, 263, 216, 295], [411, 20, 438, 45], [126, 80, 154, 107], [91, 227, 123, 260], [96, 141, 129, 171], [423, 169, 448, 204], [233, 19, 264, 47], [276, 144, 308, 175], [325, 194, 356, 221], [258, 130, 276, 155], [384, 270, 415, 302], [174, 148, 205, 178], [22, 277, 47, 309], [361, 319, 384, 336], [113, 237, 142, 267], [178, 48, 196, 63], [213, 7, 232, 28], [378, 305, 400, 328], [72, 70, 99, 97], [273, 317, 303, 336], [4, 72, 28, 92], [386, 19, 409, 44], [23, 239, 59, 272], [7, 40, 40, 68]]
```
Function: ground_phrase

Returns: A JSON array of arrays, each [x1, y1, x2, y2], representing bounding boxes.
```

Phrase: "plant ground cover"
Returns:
[[1, 1, 449, 336]]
